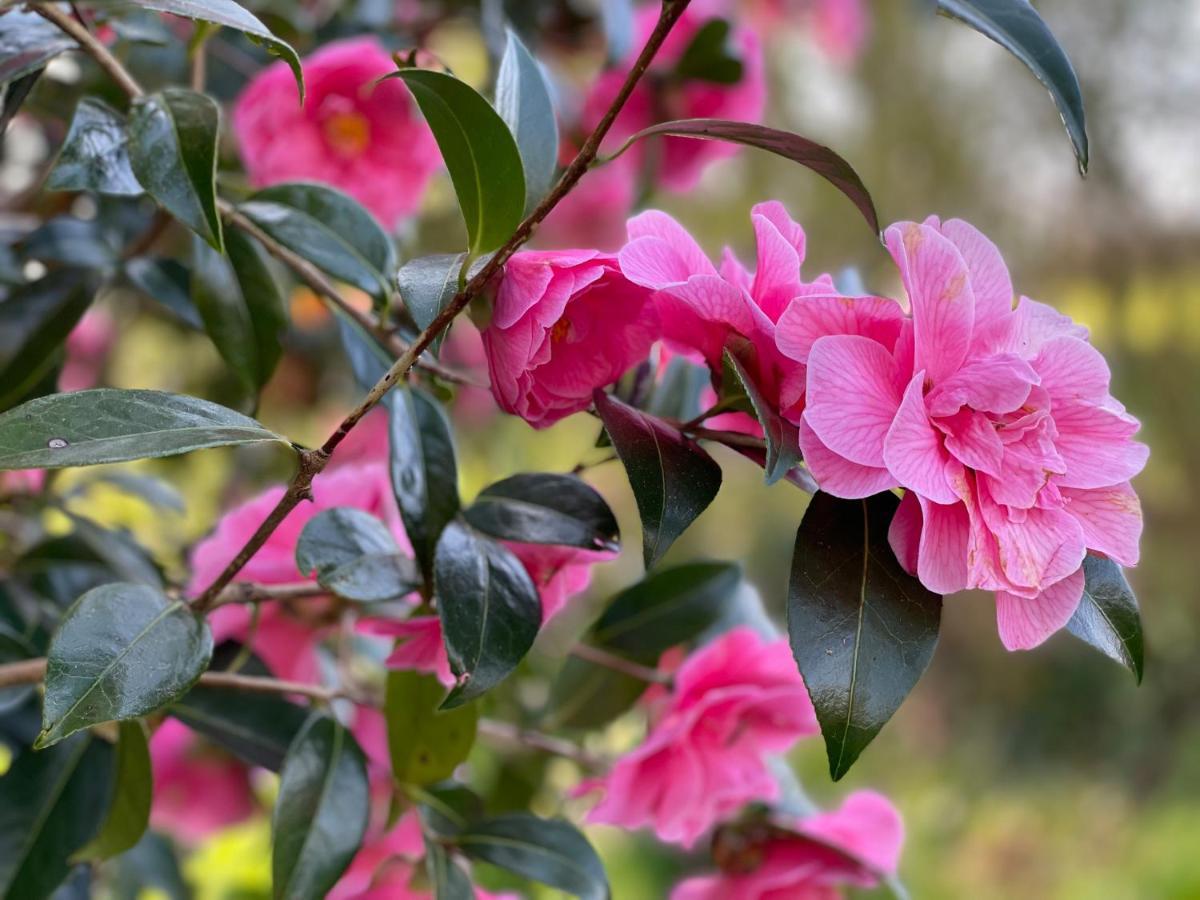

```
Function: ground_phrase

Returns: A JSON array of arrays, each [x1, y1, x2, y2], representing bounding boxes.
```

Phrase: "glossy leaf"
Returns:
[[172, 681, 309, 771], [464, 472, 619, 552], [240, 182, 394, 299], [128, 89, 224, 249], [192, 230, 288, 394], [1066, 554, 1144, 683], [71, 720, 152, 862], [395, 252, 492, 354], [0, 10, 75, 85], [390, 387, 460, 584], [1, 69, 40, 137], [788, 491, 942, 780], [47, 98, 142, 195], [457, 813, 609, 900], [434, 521, 541, 707], [722, 348, 801, 485], [0, 734, 114, 899], [0, 388, 286, 470], [610, 119, 880, 235], [424, 839, 476, 900], [295, 507, 419, 602], [386, 670, 478, 785], [496, 29, 559, 213], [335, 308, 393, 391], [594, 391, 722, 568], [123, 257, 203, 329], [38, 582, 213, 747], [674, 17, 743, 84], [937, 0, 1088, 171], [394, 68, 526, 256], [0, 268, 96, 412], [272, 716, 370, 900]]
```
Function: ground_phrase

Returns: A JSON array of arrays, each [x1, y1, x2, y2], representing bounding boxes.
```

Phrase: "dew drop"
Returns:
[[47, 438, 68, 449]]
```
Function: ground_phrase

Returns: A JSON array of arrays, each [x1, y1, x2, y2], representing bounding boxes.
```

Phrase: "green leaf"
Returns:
[[0, 10, 75, 85], [172, 682, 309, 771], [417, 781, 485, 839], [609, 119, 881, 236], [674, 17, 743, 84], [495, 29, 559, 214], [90, 0, 304, 100], [390, 387, 461, 585], [71, 720, 152, 862], [787, 491, 942, 780], [1, 69, 40, 137], [123, 257, 203, 329], [722, 348, 800, 485], [1066, 554, 1144, 683], [464, 472, 619, 552], [295, 507, 419, 603], [0, 388, 286, 470], [38, 582, 213, 747], [593, 391, 722, 569], [393, 68, 526, 256], [0, 734, 114, 899], [240, 182, 395, 299], [395, 253, 489, 354], [272, 715, 369, 900], [0, 268, 96, 412], [936, 0, 1088, 171], [85, 471, 187, 514], [424, 838, 476, 900], [434, 521, 541, 708], [46, 98, 142, 196], [128, 89, 223, 250], [192, 231, 288, 395], [457, 813, 609, 900], [385, 670, 478, 786]]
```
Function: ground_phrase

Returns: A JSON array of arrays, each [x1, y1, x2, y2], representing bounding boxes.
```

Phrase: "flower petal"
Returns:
[[775, 293, 905, 364], [1062, 483, 1142, 566], [995, 566, 1085, 651], [1051, 402, 1149, 489], [799, 418, 898, 499], [805, 334, 903, 467], [883, 371, 957, 504]]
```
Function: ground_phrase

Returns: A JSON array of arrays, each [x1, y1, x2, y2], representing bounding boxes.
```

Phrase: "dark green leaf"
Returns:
[[90, 0, 304, 100], [424, 838, 476, 900], [191, 230, 287, 394], [71, 720, 152, 862], [787, 491, 942, 780], [434, 521, 540, 707], [272, 715, 369, 900], [386, 670, 478, 785], [395, 253, 479, 354], [1066, 554, 1144, 682], [108, 832, 190, 900], [128, 89, 223, 249], [172, 680, 309, 771], [19, 217, 119, 270], [0, 734, 114, 899], [544, 657, 649, 731], [722, 348, 800, 485], [38, 582, 213, 747], [418, 781, 485, 839], [495, 29, 559, 214], [464, 472, 618, 552], [295, 507, 419, 602], [2, 69, 41, 137], [123, 257, 202, 329], [393, 69, 525, 256], [0, 388, 286, 470], [334, 307, 393, 393], [47, 98, 142, 196], [593, 391, 721, 568], [240, 183, 394, 299], [390, 387, 460, 585], [610, 119, 880, 235], [0, 268, 96, 412], [936, 0, 1088, 171], [0, 10, 74, 85], [457, 813, 609, 900], [674, 18, 743, 84]]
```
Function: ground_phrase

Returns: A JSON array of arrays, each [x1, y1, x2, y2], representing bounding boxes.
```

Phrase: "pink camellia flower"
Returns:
[[671, 790, 903, 899], [793, 217, 1148, 650], [482, 250, 658, 428], [366, 615, 456, 687], [60, 308, 115, 392], [619, 203, 837, 423], [580, 626, 819, 848], [744, 0, 869, 62], [233, 37, 441, 231], [189, 461, 409, 682], [149, 720, 256, 845]]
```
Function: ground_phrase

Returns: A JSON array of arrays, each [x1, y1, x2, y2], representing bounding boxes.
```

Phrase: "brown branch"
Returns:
[[206, 580, 329, 610], [569, 643, 672, 684], [477, 718, 605, 769], [188, 0, 694, 610], [0, 657, 46, 690], [34, 4, 144, 98], [687, 426, 767, 451]]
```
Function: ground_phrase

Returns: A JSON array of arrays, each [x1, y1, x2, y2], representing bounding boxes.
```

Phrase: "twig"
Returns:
[[477, 718, 604, 768], [0, 657, 46, 689], [187, 0, 694, 609], [205, 579, 329, 610], [686, 426, 767, 451], [34, 4, 144, 98], [569, 643, 671, 684]]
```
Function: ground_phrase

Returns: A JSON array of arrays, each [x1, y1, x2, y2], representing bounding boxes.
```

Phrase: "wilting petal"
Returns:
[[995, 566, 1085, 651], [806, 335, 902, 467], [775, 293, 905, 363], [884, 372, 957, 504], [800, 418, 898, 498], [1052, 402, 1149, 490], [1062, 483, 1142, 566]]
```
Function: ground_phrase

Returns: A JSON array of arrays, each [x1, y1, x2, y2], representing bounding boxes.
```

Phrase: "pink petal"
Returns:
[[976, 491, 1087, 597], [939, 408, 1005, 477], [925, 354, 1038, 417], [914, 496, 971, 595], [1032, 336, 1111, 406], [1051, 402, 1149, 490], [799, 419, 898, 499], [805, 335, 903, 467], [797, 789, 905, 877], [883, 372, 957, 504], [885, 222, 975, 385], [995, 566, 1085, 651], [1062, 483, 1142, 566], [621, 210, 716, 285], [775, 293, 905, 364], [888, 491, 922, 576], [939, 218, 1013, 330], [749, 204, 806, 321]]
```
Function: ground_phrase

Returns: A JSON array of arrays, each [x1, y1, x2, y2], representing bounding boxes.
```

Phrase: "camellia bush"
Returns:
[[0, 0, 1148, 897]]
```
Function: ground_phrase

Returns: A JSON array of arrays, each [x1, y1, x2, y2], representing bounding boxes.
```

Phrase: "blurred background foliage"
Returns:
[[2, 0, 1198, 897]]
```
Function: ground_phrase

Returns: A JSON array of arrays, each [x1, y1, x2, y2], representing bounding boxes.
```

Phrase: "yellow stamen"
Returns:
[[322, 111, 370, 157]]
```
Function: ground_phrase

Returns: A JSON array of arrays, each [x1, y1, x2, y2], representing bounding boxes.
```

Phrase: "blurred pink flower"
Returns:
[[60, 308, 115, 392], [580, 626, 819, 848], [794, 217, 1147, 650], [149, 719, 255, 844], [233, 37, 441, 231], [482, 250, 658, 428], [367, 615, 455, 687], [671, 790, 903, 899], [189, 461, 408, 682], [538, 155, 639, 251], [744, 0, 869, 62]]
